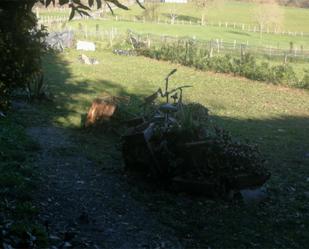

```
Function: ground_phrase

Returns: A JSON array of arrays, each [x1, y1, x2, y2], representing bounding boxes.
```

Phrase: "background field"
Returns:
[[38, 0, 309, 51], [38, 1, 309, 32], [113, 1, 309, 32]]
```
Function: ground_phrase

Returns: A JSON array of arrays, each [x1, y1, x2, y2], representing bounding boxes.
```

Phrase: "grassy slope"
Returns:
[[65, 19, 309, 49], [42, 50, 309, 247], [39, 1, 309, 48], [112, 1, 309, 32], [40, 1, 309, 33]]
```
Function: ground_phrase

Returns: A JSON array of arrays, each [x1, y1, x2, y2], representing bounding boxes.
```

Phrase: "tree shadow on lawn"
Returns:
[[33, 51, 309, 248], [227, 30, 251, 37], [161, 13, 200, 23]]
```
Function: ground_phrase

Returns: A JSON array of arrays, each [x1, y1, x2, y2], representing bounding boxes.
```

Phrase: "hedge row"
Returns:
[[137, 41, 309, 89]]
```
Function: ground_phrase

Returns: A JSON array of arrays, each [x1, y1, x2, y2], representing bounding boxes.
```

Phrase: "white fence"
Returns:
[[38, 14, 309, 38]]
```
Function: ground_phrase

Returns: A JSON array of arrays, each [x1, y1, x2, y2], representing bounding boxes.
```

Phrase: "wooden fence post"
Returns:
[[240, 44, 245, 59], [209, 40, 213, 58]]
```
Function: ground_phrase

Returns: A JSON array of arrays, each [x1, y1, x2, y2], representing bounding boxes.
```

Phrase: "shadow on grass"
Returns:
[[227, 30, 251, 36], [161, 13, 200, 23], [26, 51, 309, 248]]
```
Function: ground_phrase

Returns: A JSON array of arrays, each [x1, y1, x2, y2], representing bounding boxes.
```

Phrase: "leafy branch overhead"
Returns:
[[41, 0, 145, 20]]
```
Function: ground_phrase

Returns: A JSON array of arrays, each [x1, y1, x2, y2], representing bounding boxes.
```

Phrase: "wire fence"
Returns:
[[127, 31, 309, 62], [38, 13, 309, 38], [43, 18, 309, 62]]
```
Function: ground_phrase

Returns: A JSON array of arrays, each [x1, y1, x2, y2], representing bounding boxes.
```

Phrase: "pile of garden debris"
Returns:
[[121, 70, 270, 200]]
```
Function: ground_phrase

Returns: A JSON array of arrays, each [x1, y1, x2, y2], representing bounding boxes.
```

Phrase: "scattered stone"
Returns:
[[0, 111, 6, 118], [63, 241, 72, 248], [79, 54, 99, 65], [49, 235, 61, 241], [304, 192, 309, 198], [2, 243, 13, 249], [76, 41, 96, 51], [240, 187, 268, 205]]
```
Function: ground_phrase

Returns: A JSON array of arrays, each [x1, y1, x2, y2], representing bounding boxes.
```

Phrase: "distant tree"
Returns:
[[168, 3, 178, 24], [191, 0, 224, 25], [192, 0, 208, 25], [142, 0, 160, 21], [253, 0, 284, 35]]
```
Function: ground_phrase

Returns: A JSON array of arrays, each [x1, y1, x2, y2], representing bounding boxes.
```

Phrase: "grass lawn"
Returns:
[[39, 49, 309, 248]]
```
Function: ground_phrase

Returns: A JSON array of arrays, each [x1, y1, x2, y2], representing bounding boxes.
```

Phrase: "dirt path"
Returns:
[[27, 126, 182, 249]]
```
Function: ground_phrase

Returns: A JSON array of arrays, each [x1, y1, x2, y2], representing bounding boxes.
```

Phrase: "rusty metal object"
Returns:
[[85, 98, 117, 127]]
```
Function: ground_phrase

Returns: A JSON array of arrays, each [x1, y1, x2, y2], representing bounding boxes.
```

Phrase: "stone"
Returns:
[[76, 41, 96, 51], [79, 54, 99, 65], [240, 187, 268, 205]]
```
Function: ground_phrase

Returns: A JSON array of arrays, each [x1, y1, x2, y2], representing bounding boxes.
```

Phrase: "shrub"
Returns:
[[270, 64, 298, 86], [301, 71, 309, 89], [136, 37, 304, 89], [0, 2, 47, 110]]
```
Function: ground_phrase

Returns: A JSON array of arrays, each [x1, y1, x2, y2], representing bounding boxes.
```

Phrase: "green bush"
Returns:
[[301, 71, 309, 89], [136, 37, 306, 89], [0, 3, 47, 110]]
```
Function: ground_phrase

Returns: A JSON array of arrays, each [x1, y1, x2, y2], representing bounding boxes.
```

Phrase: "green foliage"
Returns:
[[301, 70, 309, 88], [138, 40, 308, 89], [0, 3, 48, 110]]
